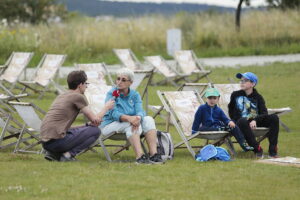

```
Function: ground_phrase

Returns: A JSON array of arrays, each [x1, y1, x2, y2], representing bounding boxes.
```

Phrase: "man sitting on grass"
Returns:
[[228, 72, 280, 159], [40, 71, 114, 162]]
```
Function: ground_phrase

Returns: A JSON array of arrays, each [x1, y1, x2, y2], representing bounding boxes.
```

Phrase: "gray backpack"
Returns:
[[157, 131, 174, 161]]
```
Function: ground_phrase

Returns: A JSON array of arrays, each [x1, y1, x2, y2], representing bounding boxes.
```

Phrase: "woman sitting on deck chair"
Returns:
[[99, 68, 163, 164]]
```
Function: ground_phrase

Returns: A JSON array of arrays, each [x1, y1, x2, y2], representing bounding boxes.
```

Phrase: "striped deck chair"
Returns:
[[174, 50, 212, 83], [145, 55, 188, 87], [0, 108, 24, 150], [75, 63, 113, 115], [149, 83, 210, 120], [113, 49, 154, 113], [7, 101, 45, 154], [0, 52, 33, 91], [113, 48, 143, 71], [157, 90, 235, 158], [19, 54, 67, 98]]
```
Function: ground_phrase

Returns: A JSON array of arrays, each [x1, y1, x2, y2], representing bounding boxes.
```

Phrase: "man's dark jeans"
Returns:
[[43, 125, 100, 157]]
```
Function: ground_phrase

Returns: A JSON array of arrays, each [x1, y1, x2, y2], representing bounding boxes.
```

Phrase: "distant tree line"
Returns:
[[0, 0, 67, 24], [236, 0, 300, 31]]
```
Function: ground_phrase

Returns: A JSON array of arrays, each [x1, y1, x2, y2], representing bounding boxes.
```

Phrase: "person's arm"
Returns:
[[219, 108, 231, 125], [81, 107, 101, 126], [133, 92, 145, 119], [253, 94, 268, 121], [97, 99, 115, 120], [192, 107, 202, 134], [228, 92, 239, 121]]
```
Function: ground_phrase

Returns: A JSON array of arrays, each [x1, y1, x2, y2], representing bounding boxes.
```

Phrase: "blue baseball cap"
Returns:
[[236, 72, 258, 85]]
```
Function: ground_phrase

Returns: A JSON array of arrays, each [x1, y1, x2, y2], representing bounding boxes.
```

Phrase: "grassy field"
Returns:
[[1, 10, 300, 66], [0, 62, 299, 200]]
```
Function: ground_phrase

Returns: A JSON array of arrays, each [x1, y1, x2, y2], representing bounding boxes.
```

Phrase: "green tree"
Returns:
[[235, 0, 251, 31], [0, 0, 67, 24]]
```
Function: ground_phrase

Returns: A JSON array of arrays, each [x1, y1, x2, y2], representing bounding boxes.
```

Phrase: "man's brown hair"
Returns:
[[67, 71, 87, 90]]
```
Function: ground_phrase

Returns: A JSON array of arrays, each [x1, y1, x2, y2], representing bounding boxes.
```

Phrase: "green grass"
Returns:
[[0, 62, 299, 200]]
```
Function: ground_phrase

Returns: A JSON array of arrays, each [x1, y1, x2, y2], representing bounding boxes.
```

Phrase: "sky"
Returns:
[[102, 0, 268, 8]]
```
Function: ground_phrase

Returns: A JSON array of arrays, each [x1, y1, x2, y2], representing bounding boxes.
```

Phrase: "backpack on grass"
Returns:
[[156, 131, 174, 161]]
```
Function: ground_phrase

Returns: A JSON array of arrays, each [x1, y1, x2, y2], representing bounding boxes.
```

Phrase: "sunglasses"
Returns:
[[207, 96, 218, 100], [116, 77, 130, 82], [240, 79, 251, 84]]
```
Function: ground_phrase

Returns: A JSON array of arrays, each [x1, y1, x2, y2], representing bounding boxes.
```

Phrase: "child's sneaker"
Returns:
[[255, 145, 264, 159], [240, 142, 254, 152], [268, 154, 279, 159], [268, 145, 278, 158]]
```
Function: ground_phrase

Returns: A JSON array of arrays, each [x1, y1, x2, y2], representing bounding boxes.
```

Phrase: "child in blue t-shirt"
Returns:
[[192, 88, 253, 152]]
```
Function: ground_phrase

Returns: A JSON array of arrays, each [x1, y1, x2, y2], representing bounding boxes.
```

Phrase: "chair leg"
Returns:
[[224, 137, 236, 157], [279, 120, 291, 132], [99, 137, 112, 162], [14, 124, 26, 153], [0, 116, 11, 146]]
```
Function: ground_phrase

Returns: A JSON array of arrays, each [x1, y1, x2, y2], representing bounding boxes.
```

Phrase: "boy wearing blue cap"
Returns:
[[192, 88, 253, 152], [228, 72, 279, 158]]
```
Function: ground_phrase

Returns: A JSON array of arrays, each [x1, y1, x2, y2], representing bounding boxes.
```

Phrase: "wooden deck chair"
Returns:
[[75, 63, 113, 115], [0, 108, 24, 150], [174, 50, 212, 83], [0, 89, 29, 113], [0, 107, 38, 151], [7, 101, 46, 154], [113, 49, 154, 113], [130, 69, 154, 115], [149, 83, 211, 121], [213, 84, 269, 142], [113, 48, 143, 70], [145, 55, 188, 87], [19, 54, 67, 98], [157, 90, 235, 158], [0, 52, 34, 91]]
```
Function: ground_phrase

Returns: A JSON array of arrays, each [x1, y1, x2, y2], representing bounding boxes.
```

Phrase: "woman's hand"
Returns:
[[129, 116, 141, 127]]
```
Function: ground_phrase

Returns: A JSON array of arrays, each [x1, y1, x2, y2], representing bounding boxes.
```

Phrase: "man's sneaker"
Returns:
[[255, 146, 264, 159], [149, 153, 165, 164], [135, 154, 151, 165], [60, 155, 77, 162], [44, 150, 61, 161], [240, 142, 254, 152]]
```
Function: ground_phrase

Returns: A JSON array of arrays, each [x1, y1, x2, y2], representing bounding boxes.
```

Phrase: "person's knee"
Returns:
[[269, 114, 279, 123], [88, 126, 101, 138], [126, 130, 142, 139], [237, 118, 249, 127], [142, 116, 156, 133]]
